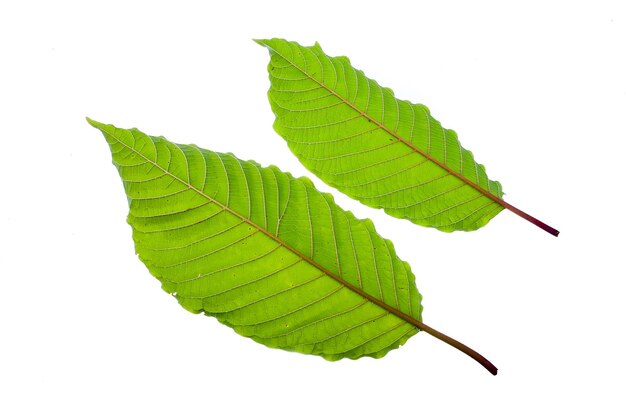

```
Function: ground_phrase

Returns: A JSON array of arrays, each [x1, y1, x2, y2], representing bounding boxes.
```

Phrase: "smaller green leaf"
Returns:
[[89, 118, 497, 374], [257, 38, 558, 236]]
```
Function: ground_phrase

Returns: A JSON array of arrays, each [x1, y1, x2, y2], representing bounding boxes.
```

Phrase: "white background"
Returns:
[[1, 0, 625, 416]]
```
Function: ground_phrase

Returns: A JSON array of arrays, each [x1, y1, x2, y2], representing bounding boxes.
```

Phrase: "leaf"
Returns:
[[89, 119, 497, 373], [257, 38, 558, 236]]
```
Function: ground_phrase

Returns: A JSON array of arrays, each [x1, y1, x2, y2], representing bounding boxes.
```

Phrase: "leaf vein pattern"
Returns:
[[238, 284, 345, 326]]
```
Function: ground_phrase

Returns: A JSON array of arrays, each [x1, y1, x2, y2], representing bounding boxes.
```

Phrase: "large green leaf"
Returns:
[[89, 119, 496, 373], [257, 38, 558, 236]]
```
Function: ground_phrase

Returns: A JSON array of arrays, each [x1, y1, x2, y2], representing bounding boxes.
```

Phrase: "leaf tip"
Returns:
[[86, 117, 104, 130], [253, 38, 269, 47]]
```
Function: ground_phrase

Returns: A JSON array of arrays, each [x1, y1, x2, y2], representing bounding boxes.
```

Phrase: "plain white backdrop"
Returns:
[[1, 0, 625, 416]]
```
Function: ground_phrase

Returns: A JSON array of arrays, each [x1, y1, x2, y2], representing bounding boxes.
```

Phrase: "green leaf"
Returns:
[[88, 119, 496, 373], [257, 38, 558, 236]]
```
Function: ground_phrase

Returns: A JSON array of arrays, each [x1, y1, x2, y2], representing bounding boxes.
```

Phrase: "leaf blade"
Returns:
[[90, 119, 498, 373], [89, 118, 424, 360], [257, 38, 557, 235]]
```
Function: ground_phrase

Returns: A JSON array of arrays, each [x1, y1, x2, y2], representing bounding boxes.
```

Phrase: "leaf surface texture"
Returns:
[[258, 38, 505, 232], [90, 120, 424, 360]]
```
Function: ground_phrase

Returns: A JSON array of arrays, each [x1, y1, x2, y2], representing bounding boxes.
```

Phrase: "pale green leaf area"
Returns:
[[257, 38, 506, 232], [89, 119, 424, 361]]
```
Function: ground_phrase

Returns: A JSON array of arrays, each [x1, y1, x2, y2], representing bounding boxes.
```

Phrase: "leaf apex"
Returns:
[[86, 117, 108, 131]]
